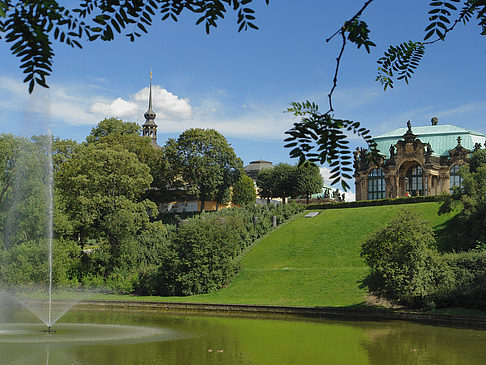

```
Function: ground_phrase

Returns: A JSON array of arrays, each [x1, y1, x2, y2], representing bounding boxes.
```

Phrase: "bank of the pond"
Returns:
[[76, 300, 486, 330]]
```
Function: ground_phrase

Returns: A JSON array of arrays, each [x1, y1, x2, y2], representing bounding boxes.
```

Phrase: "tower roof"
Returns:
[[374, 123, 486, 157], [143, 71, 157, 126]]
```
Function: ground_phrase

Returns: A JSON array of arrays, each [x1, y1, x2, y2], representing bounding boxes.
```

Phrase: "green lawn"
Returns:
[[91, 202, 459, 307]]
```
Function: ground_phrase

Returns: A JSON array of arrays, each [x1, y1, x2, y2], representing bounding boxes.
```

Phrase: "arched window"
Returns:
[[406, 165, 426, 196], [368, 168, 385, 200], [450, 165, 463, 192]]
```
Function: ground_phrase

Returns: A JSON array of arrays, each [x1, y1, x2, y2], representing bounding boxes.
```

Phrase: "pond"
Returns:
[[1, 307, 485, 364]]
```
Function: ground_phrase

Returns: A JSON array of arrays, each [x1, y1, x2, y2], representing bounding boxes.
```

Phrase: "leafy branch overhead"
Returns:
[[0, 0, 270, 93], [284, 101, 378, 191], [377, 0, 486, 90], [285, 0, 486, 190]]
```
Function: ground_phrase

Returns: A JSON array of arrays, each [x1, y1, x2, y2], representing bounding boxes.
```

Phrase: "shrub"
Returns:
[[167, 215, 245, 295], [361, 210, 454, 307], [232, 174, 257, 206], [147, 202, 304, 296], [441, 250, 486, 308]]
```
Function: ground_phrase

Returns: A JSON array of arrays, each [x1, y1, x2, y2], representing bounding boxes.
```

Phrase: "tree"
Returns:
[[270, 163, 296, 205], [1, 0, 269, 93], [469, 148, 486, 173], [56, 143, 154, 248], [1, 135, 51, 247], [232, 174, 256, 206], [166, 128, 243, 211], [439, 149, 486, 250], [255, 168, 273, 204], [361, 210, 451, 307], [86, 117, 141, 143], [255, 163, 296, 205], [294, 162, 323, 204], [0, 134, 18, 206]]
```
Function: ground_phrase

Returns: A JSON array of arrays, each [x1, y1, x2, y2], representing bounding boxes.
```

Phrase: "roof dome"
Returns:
[[374, 123, 486, 157]]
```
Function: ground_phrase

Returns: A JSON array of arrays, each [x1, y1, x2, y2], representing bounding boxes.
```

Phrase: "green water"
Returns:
[[1, 308, 485, 364]]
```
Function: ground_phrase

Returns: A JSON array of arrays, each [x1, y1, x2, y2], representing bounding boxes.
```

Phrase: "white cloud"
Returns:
[[436, 100, 486, 119], [90, 97, 138, 117], [89, 85, 192, 121]]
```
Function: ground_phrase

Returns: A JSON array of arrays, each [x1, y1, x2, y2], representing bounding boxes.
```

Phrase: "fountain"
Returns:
[[0, 130, 81, 333]]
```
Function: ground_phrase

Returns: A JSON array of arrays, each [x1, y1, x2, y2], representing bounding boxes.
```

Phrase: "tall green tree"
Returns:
[[255, 168, 274, 204], [270, 163, 296, 205], [294, 162, 323, 204], [232, 174, 257, 206], [166, 128, 243, 211], [56, 143, 154, 248], [86, 117, 141, 143]]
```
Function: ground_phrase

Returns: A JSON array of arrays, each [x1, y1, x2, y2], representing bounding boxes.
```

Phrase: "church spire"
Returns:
[[142, 70, 158, 146]]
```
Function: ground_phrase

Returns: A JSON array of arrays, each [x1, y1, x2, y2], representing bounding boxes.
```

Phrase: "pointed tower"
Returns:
[[142, 71, 158, 147]]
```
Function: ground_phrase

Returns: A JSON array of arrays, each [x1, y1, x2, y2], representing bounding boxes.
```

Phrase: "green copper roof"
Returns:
[[374, 124, 486, 157]]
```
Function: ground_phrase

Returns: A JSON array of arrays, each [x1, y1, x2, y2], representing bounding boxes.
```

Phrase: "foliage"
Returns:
[[361, 210, 453, 307], [56, 142, 154, 248], [255, 168, 273, 201], [1, 135, 51, 247], [442, 250, 486, 308], [0, 238, 80, 287], [294, 162, 323, 204], [232, 174, 256, 206], [376, 41, 425, 90], [255, 162, 322, 204], [0, 134, 18, 206], [86, 117, 141, 143], [52, 137, 80, 172], [284, 102, 377, 190], [468, 148, 486, 172], [307, 195, 440, 210], [143, 202, 303, 296], [0, 0, 269, 93], [162, 215, 245, 296], [165, 128, 243, 210], [439, 150, 486, 250]]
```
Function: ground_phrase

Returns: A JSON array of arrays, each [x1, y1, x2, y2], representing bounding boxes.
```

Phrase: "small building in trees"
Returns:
[[354, 118, 486, 201], [244, 160, 274, 180]]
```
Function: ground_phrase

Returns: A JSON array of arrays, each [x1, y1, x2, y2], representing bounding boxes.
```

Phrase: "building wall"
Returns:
[[354, 129, 471, 201]]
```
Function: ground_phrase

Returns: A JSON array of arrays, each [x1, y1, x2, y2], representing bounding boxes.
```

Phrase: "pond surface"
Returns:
[[0, 307, 485, 364]]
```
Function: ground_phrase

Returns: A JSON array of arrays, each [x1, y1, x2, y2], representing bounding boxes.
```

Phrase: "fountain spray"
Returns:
[[47, 130, 54, 332]]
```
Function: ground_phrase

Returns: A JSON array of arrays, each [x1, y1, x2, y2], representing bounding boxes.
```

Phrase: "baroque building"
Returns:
[[354, 118, 486, 201]]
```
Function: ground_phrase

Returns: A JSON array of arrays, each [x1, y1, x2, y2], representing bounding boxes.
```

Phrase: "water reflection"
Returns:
[[0, 308, 485, 365]]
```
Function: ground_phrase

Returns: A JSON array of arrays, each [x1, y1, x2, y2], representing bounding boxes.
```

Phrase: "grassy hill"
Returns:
[[99, 202, 459, 307]]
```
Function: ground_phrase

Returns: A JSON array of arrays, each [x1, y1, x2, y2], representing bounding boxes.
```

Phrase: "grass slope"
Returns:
[[96, 202, 458, 307]]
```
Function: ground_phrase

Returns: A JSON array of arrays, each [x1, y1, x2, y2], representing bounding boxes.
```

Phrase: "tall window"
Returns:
[[368, 168, 385, 200], [406, 165, 426, 196], [450, 165, 463, 193]]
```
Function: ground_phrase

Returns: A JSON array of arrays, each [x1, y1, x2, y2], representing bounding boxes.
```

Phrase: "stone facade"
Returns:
[[354, 121, 485, 201]]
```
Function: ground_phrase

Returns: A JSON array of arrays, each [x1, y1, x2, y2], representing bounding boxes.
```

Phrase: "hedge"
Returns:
[[306, 195, 440, 210]]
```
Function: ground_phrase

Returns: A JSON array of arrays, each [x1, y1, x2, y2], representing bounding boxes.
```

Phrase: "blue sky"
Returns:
[[1, 1, 485, 199]]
